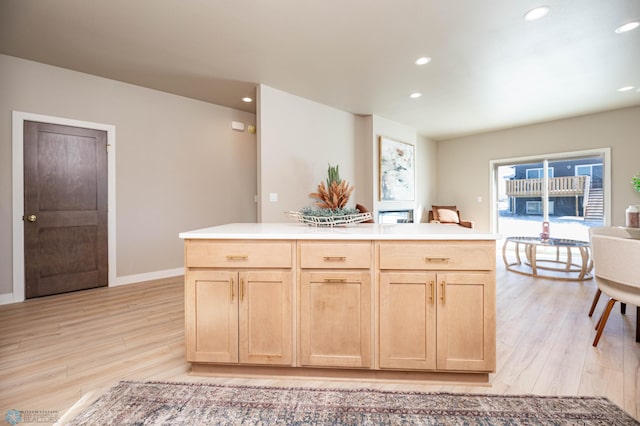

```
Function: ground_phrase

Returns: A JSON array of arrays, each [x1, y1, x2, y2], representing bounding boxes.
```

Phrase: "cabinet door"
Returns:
[[185, 270, 238, 363], [238, 270, 292, 365], [299, 271, 371, 368], [436, 272, 496, 371], [379, 272, 436, 370]]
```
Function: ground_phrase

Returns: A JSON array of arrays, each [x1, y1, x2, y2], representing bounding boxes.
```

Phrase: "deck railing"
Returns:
[[505, 176, 591, 197]]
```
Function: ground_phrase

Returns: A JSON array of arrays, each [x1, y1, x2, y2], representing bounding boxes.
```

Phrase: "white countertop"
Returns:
[[179, 223, 498, 241]]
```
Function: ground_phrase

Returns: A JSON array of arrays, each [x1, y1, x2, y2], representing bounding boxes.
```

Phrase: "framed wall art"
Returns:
[[379, 136, 415, 201]]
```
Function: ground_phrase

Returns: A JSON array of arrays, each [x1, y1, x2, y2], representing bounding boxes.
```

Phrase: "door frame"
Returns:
[[12, 111, 116, 302]]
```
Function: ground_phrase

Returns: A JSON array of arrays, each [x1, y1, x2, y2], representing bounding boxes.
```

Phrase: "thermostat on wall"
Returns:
[[231, 121, 245, 131]]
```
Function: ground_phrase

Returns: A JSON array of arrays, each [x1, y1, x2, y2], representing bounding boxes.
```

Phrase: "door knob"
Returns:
[[26, 214, 37, 222]]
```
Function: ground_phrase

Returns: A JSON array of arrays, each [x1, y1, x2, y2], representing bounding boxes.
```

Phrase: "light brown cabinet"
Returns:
[[299, 271, 371, 368], [379, 271, 436, 370], [435, 271, 495, 371], [185, 269, 238, 363], [184, 241, 293, 366], [298, 241, 373, 368], [378, 241, 496, 373], [183, 234, 496, 380]]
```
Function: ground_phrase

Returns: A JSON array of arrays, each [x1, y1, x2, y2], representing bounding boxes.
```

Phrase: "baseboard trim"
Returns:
[[0, 267, 185, 305], [113, 267, 185, 287], [0, 293, 14, 305]]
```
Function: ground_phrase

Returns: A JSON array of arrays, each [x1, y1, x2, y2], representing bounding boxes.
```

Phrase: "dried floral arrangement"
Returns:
[[309, 164, 354, 209], [285, 164, 371, 226]]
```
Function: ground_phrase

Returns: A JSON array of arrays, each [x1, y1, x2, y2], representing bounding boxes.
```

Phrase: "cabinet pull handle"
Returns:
[[429, 281, 435, 304], [226, 255, 249, 261], [240, 278, 245, 301], [425, 257, 450, 262], [324, 277, 348, 283], [230, 277, 235, 301], [323, 256, 347, 261], [441, 281, 446, 304]]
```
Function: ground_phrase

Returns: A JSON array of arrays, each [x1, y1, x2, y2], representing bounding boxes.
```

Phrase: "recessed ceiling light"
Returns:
[[415, 57, 432, 65], [615, 21, 640, 34], [242, 97, 253, 103], [524, 6, 550, 21], [409, 93, 422, 99], [617, 86, 636, 92]]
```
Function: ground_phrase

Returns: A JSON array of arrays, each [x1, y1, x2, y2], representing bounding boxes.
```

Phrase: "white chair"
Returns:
[[588, 227, 640, 346]]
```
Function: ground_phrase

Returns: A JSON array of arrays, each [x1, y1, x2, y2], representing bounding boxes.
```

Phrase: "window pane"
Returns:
[[526, 168, 541, 179], [576, 165, 590, 176]]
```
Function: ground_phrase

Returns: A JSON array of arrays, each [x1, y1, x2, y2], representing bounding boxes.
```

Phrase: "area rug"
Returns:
[[68, 380, 639, 425]]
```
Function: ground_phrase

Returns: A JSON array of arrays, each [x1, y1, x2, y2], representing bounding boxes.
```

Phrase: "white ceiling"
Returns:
[[1, 0, 639, 140]]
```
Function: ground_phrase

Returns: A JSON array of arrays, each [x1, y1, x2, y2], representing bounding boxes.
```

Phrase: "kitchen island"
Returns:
[[179, 223, 498, 383]]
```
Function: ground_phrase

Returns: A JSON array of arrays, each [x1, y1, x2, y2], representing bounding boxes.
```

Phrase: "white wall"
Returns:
[[257, 87, 437, 224], [258, 85, 359, 222], [354, 115, 374, 212], [416, 133, 438, 222], [0, 54, 257, 298], [257, 86, 437, 224], [437, 106, 640, 231]]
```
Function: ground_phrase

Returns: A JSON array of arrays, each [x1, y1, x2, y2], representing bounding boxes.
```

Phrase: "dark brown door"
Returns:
[[24, 121, 108, 298]]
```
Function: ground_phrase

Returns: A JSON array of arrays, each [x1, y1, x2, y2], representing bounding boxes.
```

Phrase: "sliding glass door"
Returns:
[[492, 149, 610, 242]]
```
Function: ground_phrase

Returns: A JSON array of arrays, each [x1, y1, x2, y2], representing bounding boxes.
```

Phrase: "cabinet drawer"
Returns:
[[299, 242, 372, 269], [378, 241, 495, 271], [186, 240, 293, 268], [305, 271, 370, 284]]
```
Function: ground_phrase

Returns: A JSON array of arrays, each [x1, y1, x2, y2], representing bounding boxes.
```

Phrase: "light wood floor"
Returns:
[[1, 260, 639, 423]]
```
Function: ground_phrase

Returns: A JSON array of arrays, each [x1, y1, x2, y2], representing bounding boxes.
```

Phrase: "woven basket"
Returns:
[[285, 211, 373, 227]]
